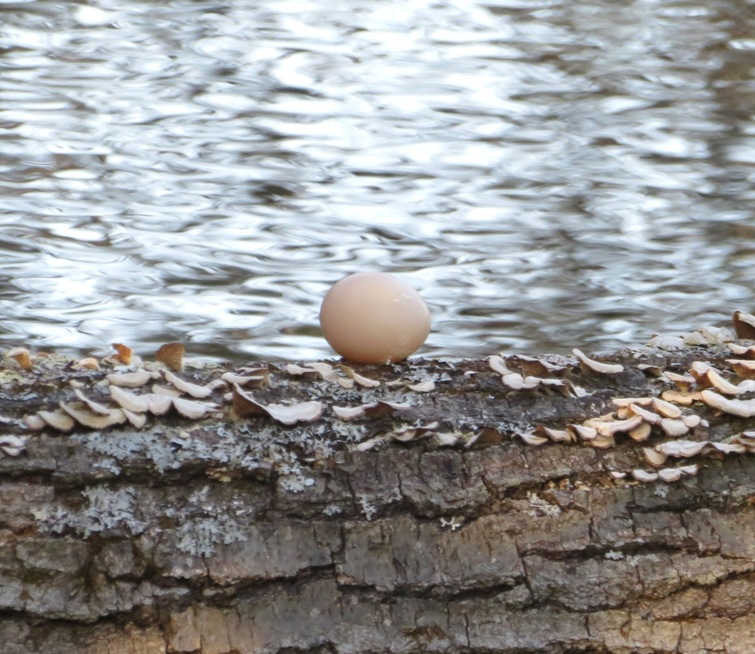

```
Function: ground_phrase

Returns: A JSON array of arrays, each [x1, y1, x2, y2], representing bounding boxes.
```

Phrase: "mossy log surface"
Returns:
[[0, 344, 754, 654]]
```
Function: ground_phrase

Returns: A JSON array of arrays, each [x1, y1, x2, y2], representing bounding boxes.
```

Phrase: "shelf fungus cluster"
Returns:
[[25, 365, 224, 433], [514, 350, 755, 485], [4, 330, 755, 491], [487, 354, 586, 396]]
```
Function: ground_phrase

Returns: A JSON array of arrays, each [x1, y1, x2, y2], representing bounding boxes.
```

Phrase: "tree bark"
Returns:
[[0, 345, 754, 653]]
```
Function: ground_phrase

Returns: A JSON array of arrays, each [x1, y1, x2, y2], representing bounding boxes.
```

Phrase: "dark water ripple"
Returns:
[[0, 0, 753, 361]]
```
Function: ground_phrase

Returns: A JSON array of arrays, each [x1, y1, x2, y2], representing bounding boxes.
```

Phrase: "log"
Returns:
[[0, 338, 754, 654]]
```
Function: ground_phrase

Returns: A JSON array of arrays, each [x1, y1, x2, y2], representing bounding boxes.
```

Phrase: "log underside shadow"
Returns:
[[0, 343, 754, 653]]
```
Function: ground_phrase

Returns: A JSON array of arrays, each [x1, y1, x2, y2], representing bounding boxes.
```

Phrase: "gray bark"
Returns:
[[0, 345, 754, 653]]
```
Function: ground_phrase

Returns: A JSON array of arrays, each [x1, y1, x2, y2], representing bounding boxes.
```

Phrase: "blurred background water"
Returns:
[[0, 0, 753, 361]]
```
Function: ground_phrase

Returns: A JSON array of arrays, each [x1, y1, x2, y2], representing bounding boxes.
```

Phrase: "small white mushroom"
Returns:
[[502, 372, 539, 390], [152, 384, 182, 397], [609, 471, 627, 480], [700, 389, 755, 418], [637, 363, 663, 377], [434, 432, 460, 446], [60, 402, 127, 429], [627, 403, 661, 425], [572, 348, 624, 375], [0, 435, 27, 456], [338, 365, 381, 388], [144, 394, 174, 415], [651, 397, 683, 419], [162, 369, 214, 399], [231, 384, 322, 424], [689, 361, 713, 382], [109, 385, 151, 413], [692, 367, 744, 396], [488, 355, 513, 376], [678, 463, 699, 476], [708, 441, 747, 455], [173, 397, 217, 420], [536, 426, 575, 443], [408, 380, 435, 392], [355, 435, 388, 451], [572, 424, 598, 441], [122, 409, 147, 429], [584, 415, 643, 437], [659, 418, 689, 437], [681, 414, 702, 429], [662, 371, 696, 391], [656, 440, 707, 458], [221, 370, 268, 388], [73, 389, 112, 416], [657, 467, 684, 482], [333, 400, 410, 421], [631, 469, 659, 482], [333, 405, 368, 420], [107, 369, 156, 388], [37, 410, 75, 432], [612, 397, 653, 408], [24, 414, 46, 431], [727, 342, 755, 358], [516, 432, 549, 446]]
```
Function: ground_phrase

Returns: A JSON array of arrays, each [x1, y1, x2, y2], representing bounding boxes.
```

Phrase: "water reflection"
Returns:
[[0, 0, 753, 361]]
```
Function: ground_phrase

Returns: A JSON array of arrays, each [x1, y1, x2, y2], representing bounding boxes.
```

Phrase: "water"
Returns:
[[0, 0, 753, 362]]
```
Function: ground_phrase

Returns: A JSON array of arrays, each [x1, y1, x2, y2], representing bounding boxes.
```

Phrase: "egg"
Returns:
[[319, 272, 431, 364]]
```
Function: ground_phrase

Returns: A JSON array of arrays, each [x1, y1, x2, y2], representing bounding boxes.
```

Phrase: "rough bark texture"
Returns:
[[0, 344, 754, 654]]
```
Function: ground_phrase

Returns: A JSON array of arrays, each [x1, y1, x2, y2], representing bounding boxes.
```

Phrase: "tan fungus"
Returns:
[[6, 347, 33, 371], [662, 371, 696, 391], [155, 342, 185, 370], [643, 447, 668, 468], [661, 390, 704, 406], [628, 422, 653, 442]]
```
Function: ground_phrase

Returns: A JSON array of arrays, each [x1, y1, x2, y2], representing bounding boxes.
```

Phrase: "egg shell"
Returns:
[[319, 272, 431, 364]]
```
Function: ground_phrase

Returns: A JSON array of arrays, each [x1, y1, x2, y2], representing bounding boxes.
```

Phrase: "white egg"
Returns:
[[319, 272, 431, 364]]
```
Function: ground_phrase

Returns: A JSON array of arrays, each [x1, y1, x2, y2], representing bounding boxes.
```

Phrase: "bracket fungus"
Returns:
[[0, 435, 27, 456], [5, 347, 33, 371], [231, 384, 323, 425], [572, 348, 624, 375]]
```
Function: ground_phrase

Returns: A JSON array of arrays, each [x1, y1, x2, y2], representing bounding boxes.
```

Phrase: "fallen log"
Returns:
[[0, 335, 754, 654]]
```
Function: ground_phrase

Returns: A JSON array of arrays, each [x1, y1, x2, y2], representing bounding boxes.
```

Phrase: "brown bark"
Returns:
[[0, 345, 754, 653]]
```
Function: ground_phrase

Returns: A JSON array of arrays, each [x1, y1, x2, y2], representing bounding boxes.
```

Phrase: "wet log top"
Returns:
[[0, 332, 754, 654]]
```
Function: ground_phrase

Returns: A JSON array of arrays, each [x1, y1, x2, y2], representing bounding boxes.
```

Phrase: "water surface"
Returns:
[[1, 0, 753, 361]]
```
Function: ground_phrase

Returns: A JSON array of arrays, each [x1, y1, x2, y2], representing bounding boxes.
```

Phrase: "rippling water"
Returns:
[[0, 0, 753, 361]]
